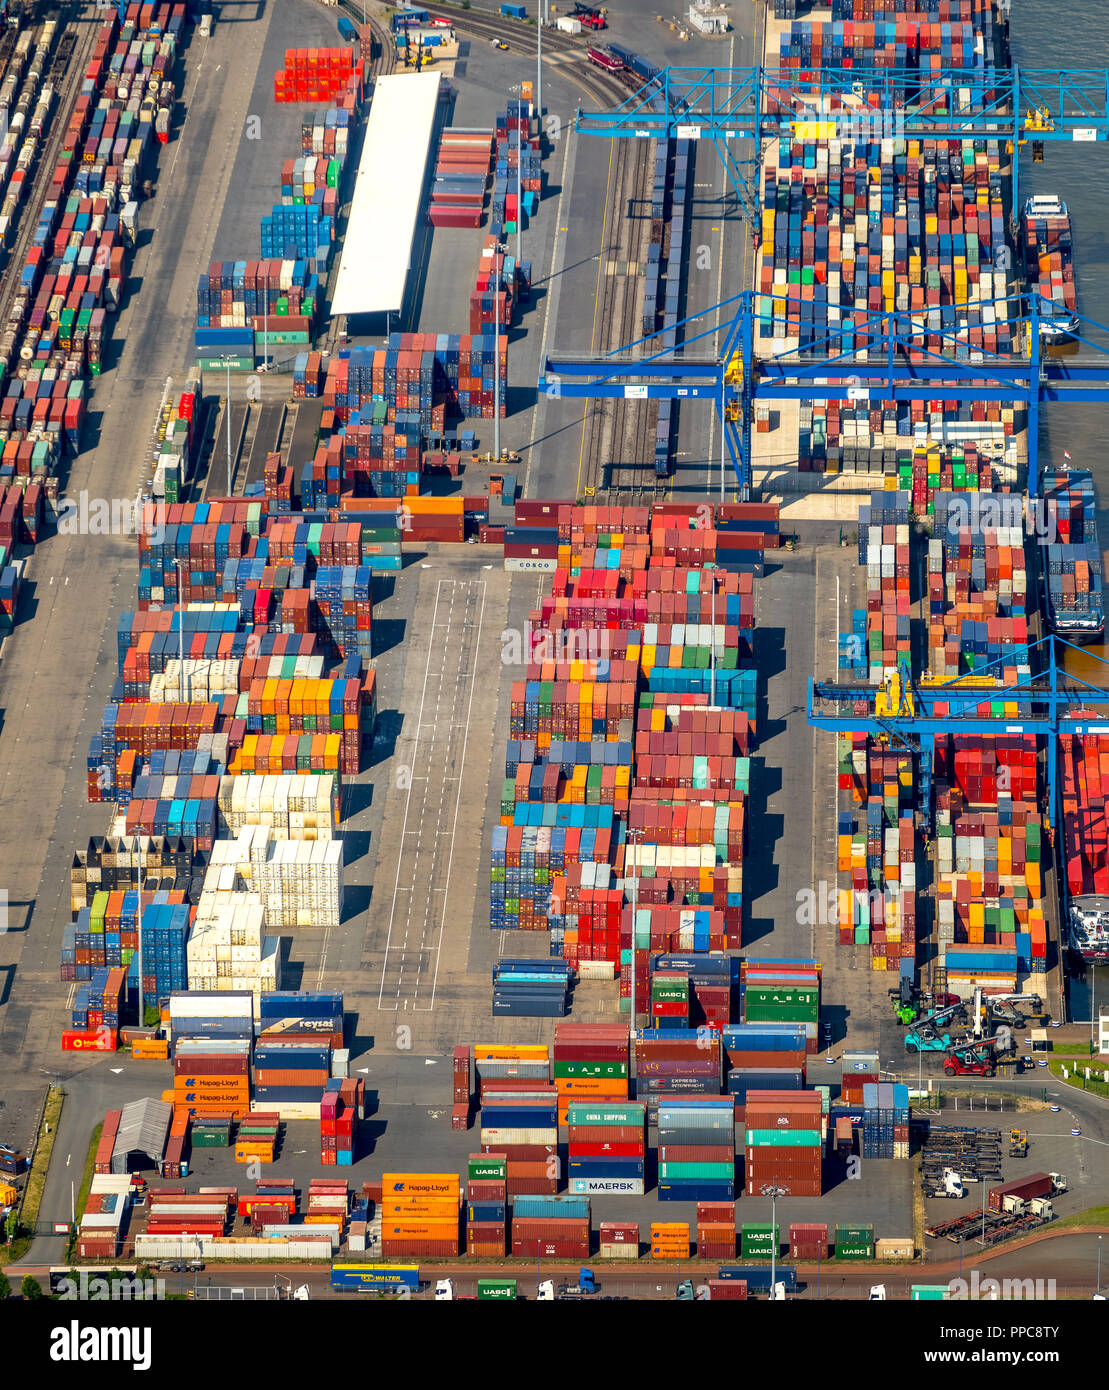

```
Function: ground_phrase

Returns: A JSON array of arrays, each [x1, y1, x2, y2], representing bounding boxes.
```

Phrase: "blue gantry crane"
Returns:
[[543, 291, 1109, 498], [545, 60, 1109, 497], [575, 64, 1109, 229], [807, 639, 1109, 949]]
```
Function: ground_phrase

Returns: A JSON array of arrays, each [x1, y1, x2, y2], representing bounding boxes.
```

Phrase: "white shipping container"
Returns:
[[568, 1178, 644, 1195]]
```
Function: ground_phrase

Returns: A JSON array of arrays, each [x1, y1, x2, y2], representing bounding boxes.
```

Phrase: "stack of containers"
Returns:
[[740, 1222, 781, 1260], [491, 958, 572, 1016], [321, 332, 506, 425], [253, 1038, 332, 1113], [479, 1082, 558, 1196], [273, 48, 359, 103], [93, 1110, 122, 1175], [657, 1097, 735, 1202], [305, 1179, 348, 1239], [744, 1090, 823, 1197], [313, 566, 373, 664], [838, 742, 916, 962], [453, 1044, 472, 1130], [239, 1183, 295, 1230], [511, 1195, 590, 1258], [861, 1082, 911, 1159], [429, 128, 493, 229], [0, 8, 181, 497], [187, 893, 280, 1008], [257, 990, 343, 1045], [150, 376, 202, 504], [838, 1049, 880, 1105], [77, 1175, 131, 1260], [145, 1190, 233, 1243], [835, 1223, 876, 1260], [697, 1202, 736, 1260], [380, 1173, 460, 1258], [172, 1037, 252, 1123], [467, 1155, 508, 1255], [723, 1023, 808, 1100], [70, 966, 126, 1033], [210, 829, 343, 929], [741, 960, 821, 1055], [319, 1078, 358, 1165], [649, 956, 733, 1030], [859, 492, 912, 678], [636, 1030, 723, 1099], [598, 1221, 639, 1258], [566, 1101, 645, 1196], [651, 1222, 691, 1260], [789, 1222, 830, 1261], [216, 776, 339, 841], [169, 991, 254, 1119], [234, 1114, 280, 1164], [553, 1023, 629, 1124], [475, 1045, 557, 1196], [929, 491, 1029, 682], [934, 770, 1043, 981]]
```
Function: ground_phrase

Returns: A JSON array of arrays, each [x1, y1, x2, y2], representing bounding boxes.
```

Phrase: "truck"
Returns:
[[337, 15, 358, 41], [330, 1264, 420, 1293], [571, 2, 607, 27], [987, 1173, 1064, 1215], [717, 1265, 798, 1294]]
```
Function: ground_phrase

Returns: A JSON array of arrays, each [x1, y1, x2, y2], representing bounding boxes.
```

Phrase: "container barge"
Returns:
[[1021, 195, 1078, 338], [1037, 468, 1104, 643]]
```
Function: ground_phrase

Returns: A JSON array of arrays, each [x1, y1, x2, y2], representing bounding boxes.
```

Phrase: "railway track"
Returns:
[[578, 132, 662, 504], [0, 6, 97, 373]]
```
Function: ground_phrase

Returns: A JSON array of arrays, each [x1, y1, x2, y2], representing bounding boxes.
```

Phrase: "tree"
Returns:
[[143, 1005, 161, 1029], [20, 1274, 42, 1300], [4, 1213, 19, 1243], [0, 1271, 10, 1300]]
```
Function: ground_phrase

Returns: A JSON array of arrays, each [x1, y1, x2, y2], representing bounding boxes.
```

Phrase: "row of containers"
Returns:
[[195, 68, 361, 368], [835, 487, 1051, 994], [74, 990, 355, 1134], [0, 2, 185, 570], [377, 1162, 911, 1260], [445, 1005, 914, 1208], [490, 502, 780, 996], [429, 102, 541, 234]]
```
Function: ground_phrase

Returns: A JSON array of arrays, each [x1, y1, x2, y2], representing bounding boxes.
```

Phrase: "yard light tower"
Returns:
[[760, 1184, 785, 1296]]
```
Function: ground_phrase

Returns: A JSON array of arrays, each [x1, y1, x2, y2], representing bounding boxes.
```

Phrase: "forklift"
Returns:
[[1009, 1128, 1029, 1159], [904, 1001, 968, 1053]]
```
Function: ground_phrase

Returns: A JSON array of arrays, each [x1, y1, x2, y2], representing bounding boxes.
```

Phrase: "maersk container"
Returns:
[[569, 1178, 645, 1196]]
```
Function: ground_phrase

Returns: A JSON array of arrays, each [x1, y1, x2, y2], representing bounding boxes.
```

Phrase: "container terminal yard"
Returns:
[[0, 0, 1105, 1343]]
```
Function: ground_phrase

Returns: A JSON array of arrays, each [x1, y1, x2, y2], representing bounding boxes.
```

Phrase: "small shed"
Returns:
[[110, 1097, 172, 1175]]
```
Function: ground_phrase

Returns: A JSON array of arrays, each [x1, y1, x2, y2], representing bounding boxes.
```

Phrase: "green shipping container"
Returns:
[[836, 1243, 875, 1260], [911, 1286, 949, 1301], [658, 1162, 735, 1180], [468, 1157, 507, 1180], [745, 1129, 821, 1147], [554, 1061, 628, 1079], [566, 1104, 642, 1126], [197, 355, 254, 372], [834, 1224, 874, 1242], [477, 1280, 517, 1300]]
